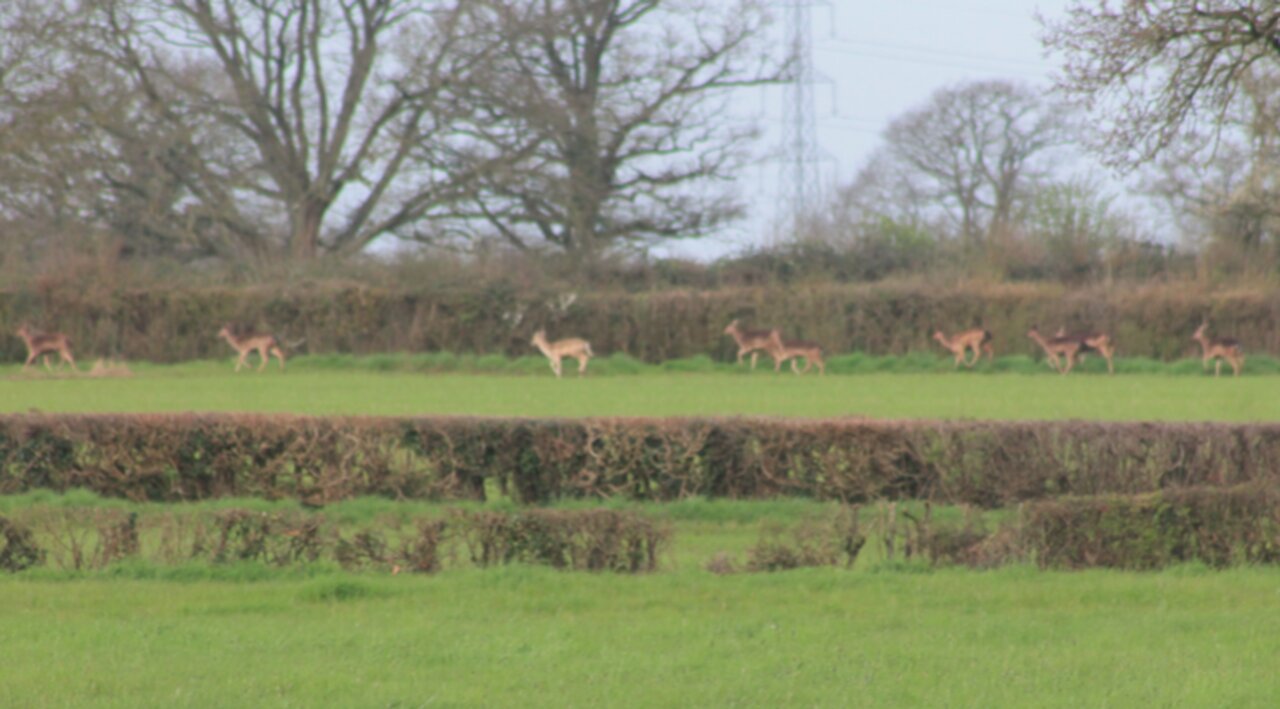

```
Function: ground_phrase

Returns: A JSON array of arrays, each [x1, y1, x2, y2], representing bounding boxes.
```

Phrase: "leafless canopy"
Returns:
[[1042, 1, 1280, 169], [4, 0, 488, 262], [444, 0, 783, 260], [848, 80, 1068, 248]]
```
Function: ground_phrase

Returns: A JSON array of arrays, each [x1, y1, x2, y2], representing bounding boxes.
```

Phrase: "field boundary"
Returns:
[[1, 414, 1275, 505]]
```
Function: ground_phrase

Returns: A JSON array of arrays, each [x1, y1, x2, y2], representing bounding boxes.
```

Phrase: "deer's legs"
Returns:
[[1060, 352, 1076, 375], [576, 354, 589, 374]]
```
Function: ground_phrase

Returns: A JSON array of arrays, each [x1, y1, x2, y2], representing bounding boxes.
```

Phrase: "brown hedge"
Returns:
[[1, 414, 1278, 506], [4, 281, 1280, 363]]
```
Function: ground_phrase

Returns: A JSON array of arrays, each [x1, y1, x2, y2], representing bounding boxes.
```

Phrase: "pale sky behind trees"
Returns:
[[666, 0, 1072, 259]]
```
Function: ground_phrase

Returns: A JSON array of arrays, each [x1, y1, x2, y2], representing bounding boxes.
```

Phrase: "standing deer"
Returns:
[[767, 330, 826, 375], [1192, 322, 1244, 377], [531, 329, 593, 377], [218, 324, 287, 372], [932, 329, 994, 367], [1027, 327, 1085, 375], [1053, 327, 1116, 374], [15, 324, 77, 371], [723, 319, 778, 369]]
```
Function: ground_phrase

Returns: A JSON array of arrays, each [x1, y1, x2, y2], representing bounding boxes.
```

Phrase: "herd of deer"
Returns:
[[9, 319, 1247, 378]]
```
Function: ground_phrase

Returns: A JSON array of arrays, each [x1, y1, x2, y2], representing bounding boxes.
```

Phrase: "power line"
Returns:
[[826, 35, 1051, 70], [814, 44, 1048, 80]]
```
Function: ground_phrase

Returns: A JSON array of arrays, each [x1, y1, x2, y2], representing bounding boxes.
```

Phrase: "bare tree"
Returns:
[[865, 80, 1068, 249], [444, 0, 782, 266], [20, 0, 489, 262], [1042, 1, 1280, 169]]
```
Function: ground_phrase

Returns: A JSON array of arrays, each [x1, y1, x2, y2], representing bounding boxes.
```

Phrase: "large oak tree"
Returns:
[[443, 0, 782, 265]]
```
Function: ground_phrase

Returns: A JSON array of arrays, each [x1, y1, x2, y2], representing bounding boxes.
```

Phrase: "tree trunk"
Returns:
[[291, 198, 327, 260]]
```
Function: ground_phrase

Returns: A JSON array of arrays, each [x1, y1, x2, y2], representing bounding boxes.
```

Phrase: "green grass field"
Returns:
[[1, 360, 1277, 420], [2, 567, 1279, 706], [3, 357, 1277, 705], [1, 494, 1279, 706]]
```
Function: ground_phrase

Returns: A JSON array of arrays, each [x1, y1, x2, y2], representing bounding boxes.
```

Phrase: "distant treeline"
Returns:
[[2, 282, 1277, 363]]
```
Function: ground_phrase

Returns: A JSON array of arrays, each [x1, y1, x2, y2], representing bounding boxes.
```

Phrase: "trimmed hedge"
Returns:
[[1020, 485, 1280, 569], [1, 414, 1278, 506], [5, 282, 1280, 363], [0, 507, 667, 574]]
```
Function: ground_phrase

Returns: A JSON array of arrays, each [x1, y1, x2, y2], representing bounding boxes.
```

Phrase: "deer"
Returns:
[[1053, 327, 1116, 374], [723, 319, 779, 369], [767, 330, 826, 375], [15, 324, 77, 371], [931, 328, 994, 368], [1026, 326, 1086, 375], [1192, 322, 1244, 377], [530, 329, 593, 377], [217, 324, 287, 372]]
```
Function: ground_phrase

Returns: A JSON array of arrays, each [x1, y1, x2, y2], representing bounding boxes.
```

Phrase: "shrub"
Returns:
[[743, 507, 865, 572], [459, 509, 668, 572], [1020, 485, 1280, 570], [0, 516, 43, 572]]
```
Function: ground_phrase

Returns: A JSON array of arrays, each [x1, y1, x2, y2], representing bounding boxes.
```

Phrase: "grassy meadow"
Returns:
[[5, 566, 1280, 707], [3, 354, 1278, 706], [0, 353, 1277, 420], [0, 493, 1279, 707]]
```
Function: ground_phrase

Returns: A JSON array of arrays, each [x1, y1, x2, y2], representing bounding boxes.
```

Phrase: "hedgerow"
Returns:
[[2, 414, 1279, 506], [0, 507, 667, 574], [3, 281, 1278, 363]]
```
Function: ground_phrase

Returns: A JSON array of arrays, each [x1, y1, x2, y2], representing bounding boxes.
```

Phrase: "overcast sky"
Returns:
[[665, 0, 1071, 260]]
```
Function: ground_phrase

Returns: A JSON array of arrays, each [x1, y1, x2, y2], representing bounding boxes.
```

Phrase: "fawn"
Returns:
[[530, 329, 593, 377], [723, 319, 778, 369], [1192, 322, 1243, 377], [932, 329, 994, 367], [218, 324, 287, 372], [767, 330, 826, 375], [1027, 327, 1085, 375], [1053, 327, 1116, 374], [15, 324, 76, 371]]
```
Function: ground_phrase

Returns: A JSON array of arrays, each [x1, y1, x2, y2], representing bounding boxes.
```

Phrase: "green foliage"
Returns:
[[1022, 485, 1280, 569], [0, 506, 668, 575]]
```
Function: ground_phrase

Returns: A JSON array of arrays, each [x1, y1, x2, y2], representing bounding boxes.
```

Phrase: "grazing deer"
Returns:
[[1027, 327, 1085, 375], [723, 319, 778, 369], [1192, 322, 1244, 377], [218, 324, 287, 372], [15, 324, 76, 371], [1054, 327, 1116, 374], [767, 330, 826, 375], [530, 329, 593, 377], [932, 329, 994, 368]]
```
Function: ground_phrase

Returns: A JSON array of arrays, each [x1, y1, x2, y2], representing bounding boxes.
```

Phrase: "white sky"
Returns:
[[661, 0, 1073, 260]]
